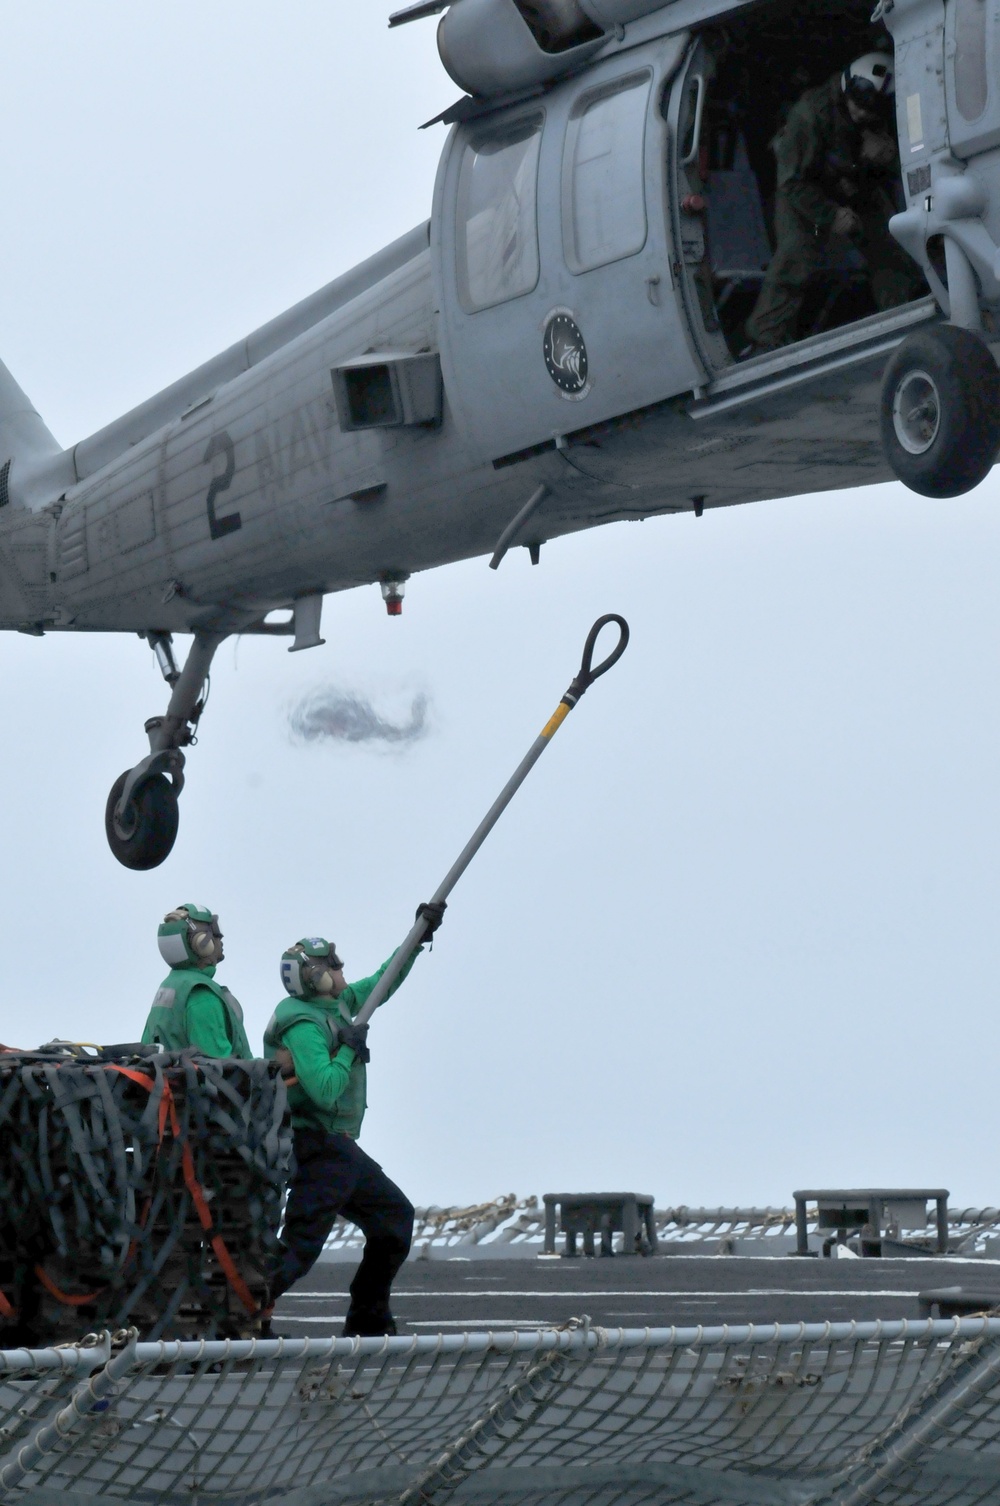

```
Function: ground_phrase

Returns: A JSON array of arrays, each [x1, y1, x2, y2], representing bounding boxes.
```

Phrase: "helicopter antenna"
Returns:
[[388, 0, 450, 26]]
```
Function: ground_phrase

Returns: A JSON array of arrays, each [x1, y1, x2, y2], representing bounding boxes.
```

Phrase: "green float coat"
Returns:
[[142, 965, 253, 1058], [264, 949, 421, 1137]]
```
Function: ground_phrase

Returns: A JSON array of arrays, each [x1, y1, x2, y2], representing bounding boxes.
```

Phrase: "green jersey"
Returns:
[[142, 965, 252, 1058], [263, 949, 420, 1137]]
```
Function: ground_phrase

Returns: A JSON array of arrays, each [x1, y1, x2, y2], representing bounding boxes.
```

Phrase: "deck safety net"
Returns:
[[3, 1317, 1000, 1505]]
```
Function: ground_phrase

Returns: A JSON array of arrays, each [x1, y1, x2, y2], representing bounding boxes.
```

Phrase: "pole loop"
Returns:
[[564, 614, 630, 703]]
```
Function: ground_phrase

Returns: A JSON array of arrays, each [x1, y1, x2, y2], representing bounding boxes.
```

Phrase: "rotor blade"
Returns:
[[388, 0, 450, 26]]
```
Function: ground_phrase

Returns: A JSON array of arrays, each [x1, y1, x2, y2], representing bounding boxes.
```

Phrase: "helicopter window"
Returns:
[[564, 72, 651, 273], [953, 0, 988, 121], [457, 114, 543, 312]]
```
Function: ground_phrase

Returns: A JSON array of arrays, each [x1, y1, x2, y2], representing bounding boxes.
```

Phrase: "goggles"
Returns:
[[300, 937, 342, 969], [311, 947, 343, 973], [298, 943, 344, 987]]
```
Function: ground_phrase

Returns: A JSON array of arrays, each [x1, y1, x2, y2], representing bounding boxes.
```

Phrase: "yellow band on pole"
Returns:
[[540, 701, 571, 739]]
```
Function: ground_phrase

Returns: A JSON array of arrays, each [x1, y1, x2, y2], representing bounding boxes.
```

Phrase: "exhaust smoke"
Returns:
[[289, 687, 430, 748]]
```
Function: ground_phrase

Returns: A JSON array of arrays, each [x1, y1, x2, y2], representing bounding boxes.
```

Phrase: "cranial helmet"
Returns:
[[281, 938, 344, 1000], [842, 52, 895, 112], [158, 905, 224, 969]]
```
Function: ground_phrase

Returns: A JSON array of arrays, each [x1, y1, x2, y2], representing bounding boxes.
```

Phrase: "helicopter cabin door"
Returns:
[[664, 36, 766, 375], [433, 35, 704, 464]]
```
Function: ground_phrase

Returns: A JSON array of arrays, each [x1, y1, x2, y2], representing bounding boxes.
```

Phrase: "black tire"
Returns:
[[880, 325, 1000, 498], [105, 770, 179, 870]]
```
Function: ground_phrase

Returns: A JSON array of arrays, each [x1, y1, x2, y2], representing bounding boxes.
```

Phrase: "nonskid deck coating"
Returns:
[[273, 1253, 1000, 1335]]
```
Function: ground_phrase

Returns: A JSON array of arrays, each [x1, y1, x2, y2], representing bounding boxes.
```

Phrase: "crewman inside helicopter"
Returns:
[[743, 52, 921, 353]]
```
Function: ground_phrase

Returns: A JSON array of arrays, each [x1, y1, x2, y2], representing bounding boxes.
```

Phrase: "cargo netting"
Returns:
[[0, 1051, 290, 1344], [3, 1318, 1000, 1504]]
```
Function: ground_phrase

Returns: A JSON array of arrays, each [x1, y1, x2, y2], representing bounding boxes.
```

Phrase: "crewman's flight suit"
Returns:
[[746, 73, 917, 351], [263, 950, 421, 1335]]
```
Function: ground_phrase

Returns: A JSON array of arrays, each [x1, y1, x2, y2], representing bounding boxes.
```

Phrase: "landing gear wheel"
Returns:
[[880, 326, 1000, 498], [105, 771, 179, 870]]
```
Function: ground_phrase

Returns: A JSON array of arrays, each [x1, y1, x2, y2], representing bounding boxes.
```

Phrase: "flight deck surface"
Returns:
[[10, 1216, 1000, 1505], [272, 1253, 1000, 1335]]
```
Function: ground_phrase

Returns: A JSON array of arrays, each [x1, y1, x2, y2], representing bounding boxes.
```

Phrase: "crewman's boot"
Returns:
[[343, 1306, 397, 1338]]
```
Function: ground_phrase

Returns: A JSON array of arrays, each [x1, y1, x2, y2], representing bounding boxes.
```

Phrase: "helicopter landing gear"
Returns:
[[105, 767, 179, 870], [880, 326, 1000, 498], [105, 629, 226, 870]]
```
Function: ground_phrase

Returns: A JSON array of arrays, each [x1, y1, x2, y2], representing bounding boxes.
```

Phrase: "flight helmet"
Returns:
[[281, 938, 344, 1000], [158, 905, 224, 968], [842, 53, 895, 116]]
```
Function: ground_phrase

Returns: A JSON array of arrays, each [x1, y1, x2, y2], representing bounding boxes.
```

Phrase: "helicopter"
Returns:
[[0, 0, 997, 870]]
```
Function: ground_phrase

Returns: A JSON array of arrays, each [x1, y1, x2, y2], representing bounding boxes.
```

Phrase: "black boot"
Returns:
[[343, 1307, 397, 1338]]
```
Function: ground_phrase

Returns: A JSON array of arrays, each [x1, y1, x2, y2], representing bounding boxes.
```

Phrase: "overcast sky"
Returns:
[[1, 3, 998, 1215]]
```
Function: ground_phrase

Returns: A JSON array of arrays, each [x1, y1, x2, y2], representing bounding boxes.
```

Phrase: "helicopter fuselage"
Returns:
[[1, 0, 997, 866]]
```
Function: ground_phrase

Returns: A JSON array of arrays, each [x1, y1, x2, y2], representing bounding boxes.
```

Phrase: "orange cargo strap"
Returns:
[[23, 1065, 158, 1314], [34, 1267, 101, 1307], [104, 1063, 259, 1318], [4, 1064, 258, 1323]]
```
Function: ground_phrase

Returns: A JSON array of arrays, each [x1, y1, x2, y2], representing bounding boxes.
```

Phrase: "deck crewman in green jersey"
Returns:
[[142, 904, 252, 1058], [263, 904, 445, 1337]]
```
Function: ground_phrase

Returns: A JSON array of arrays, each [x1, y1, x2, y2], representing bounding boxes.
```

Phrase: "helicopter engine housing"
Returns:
[[436, 0, 675, 97]]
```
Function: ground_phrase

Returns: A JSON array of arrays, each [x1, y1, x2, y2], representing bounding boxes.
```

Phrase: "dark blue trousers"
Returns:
[[271, 1128, 413, 1330]]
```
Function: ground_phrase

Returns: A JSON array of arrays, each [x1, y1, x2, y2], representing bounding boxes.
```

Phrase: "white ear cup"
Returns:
[[313, 969, 334, 994], [191, 928, 216, 958]]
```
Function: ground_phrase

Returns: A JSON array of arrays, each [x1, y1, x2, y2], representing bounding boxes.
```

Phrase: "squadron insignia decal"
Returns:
[[543, 312, 590, 398]]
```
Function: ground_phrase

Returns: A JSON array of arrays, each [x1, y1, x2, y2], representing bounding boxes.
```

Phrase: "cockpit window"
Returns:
[[457, 115, 543, 312], [564, 73, 651, 273]]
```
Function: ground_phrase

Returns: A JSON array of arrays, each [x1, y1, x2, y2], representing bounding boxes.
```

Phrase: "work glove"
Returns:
[[337, 1021, 370, 1063], [416, 900, 447, 936]]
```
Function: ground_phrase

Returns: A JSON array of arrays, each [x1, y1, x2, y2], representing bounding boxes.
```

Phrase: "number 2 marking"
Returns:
[[204, 432, 242, 540]]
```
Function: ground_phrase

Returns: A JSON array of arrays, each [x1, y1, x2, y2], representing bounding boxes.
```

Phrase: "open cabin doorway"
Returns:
[[671, 0, 928, 370]]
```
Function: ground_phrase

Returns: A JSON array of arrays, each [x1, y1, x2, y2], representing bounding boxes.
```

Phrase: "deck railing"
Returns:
[[4, 1318, 1000, 1504]]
